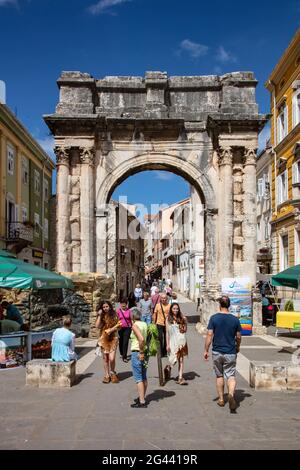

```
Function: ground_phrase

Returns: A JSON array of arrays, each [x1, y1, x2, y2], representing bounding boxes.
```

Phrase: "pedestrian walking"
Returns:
[[204, 295, 242, 411], [151, 287, 160, 313], [165, 303, 188, 384], [130, 308, 148, 408], [134, 284, 143, 303], [128, 292, 136, 308], [95, 301, 122, 384], [138, 291, 152, 325], [51, 315, 78, 362], [150, 282, 158, 296], [152, 292, 170, 357], [116, 298, 132, 362], [169, 291, 178, 305]]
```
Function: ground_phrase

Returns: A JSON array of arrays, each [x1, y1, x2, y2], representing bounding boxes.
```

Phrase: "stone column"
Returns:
[[243, 147, 257, 286], [218, 147, 233, 279], [54, 146, 71, 272], [96, 209, 108, 274], [79, 147, 95, 273]]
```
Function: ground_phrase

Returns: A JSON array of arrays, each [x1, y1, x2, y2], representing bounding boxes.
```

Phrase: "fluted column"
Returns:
[[243, 147, 257, 285], [218, 147, 234, 279], [79, 147, 95, 273], [54, 146, 71, 272]]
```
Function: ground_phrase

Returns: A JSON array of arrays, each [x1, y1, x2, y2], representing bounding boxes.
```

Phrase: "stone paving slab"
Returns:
[[0, 298, 300, 450]]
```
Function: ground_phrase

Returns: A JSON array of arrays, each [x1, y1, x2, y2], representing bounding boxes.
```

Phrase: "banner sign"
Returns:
[[221, 277, 252, 336]]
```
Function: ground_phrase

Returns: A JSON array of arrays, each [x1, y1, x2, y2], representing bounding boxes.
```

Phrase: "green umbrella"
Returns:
[[271, 265, 300, 289], [0, 256, 73, 290], [0, 250, 16, 258]]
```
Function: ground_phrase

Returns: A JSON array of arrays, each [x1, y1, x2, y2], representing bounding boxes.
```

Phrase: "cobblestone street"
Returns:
[[1, 296, 300, 450]]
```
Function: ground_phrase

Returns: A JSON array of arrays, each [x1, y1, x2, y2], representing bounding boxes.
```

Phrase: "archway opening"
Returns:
[[105, 167, 206, 303]]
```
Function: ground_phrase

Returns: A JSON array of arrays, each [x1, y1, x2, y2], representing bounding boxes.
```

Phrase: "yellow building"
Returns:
[[0, 103, 55, 267], [266, 29, 300, 273]]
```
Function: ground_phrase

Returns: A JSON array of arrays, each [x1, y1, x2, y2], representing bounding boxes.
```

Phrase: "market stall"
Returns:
[[0, 250, 73, 368], [271, 265, 300, 335]]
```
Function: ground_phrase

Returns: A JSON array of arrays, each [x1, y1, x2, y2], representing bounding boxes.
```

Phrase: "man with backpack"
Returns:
[[153, 293, 170, 357]]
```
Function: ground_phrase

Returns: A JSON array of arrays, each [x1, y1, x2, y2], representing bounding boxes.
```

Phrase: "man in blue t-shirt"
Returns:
[[1, 301, 24, 326], [204, 295, 241, 411]]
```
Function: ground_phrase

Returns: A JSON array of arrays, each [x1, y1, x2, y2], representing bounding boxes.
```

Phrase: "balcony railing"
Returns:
[[6, 222, 34, 243]]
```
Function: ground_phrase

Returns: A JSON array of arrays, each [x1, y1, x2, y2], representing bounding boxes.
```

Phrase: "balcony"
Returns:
[[6, 222, 34, 253]]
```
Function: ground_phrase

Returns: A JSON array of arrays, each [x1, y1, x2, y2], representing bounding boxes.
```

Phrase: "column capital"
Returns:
[[54, 146, 71, 165], [218, 147, 233, 166], [79, 147, 95, 165], [244, 147, 257, 166]]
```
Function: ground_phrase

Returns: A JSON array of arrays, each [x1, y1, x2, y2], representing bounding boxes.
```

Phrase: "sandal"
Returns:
[[177, 377, 187, 385], [217, 398, 225, 407], [102, 376, 111, 384], [111, 373, 119, 384]]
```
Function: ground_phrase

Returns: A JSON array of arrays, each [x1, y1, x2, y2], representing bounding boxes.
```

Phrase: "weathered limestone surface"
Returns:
[[250, 360, 300, 391], [26, 359, 76, 388], [45, 70, 268, 327]]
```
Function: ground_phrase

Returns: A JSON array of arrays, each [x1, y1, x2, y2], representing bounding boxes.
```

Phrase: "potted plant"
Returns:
[[284, 300, 294, 311]]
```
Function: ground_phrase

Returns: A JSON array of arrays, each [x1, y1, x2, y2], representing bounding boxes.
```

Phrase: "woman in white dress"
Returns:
[[165, 303, 188, 384]]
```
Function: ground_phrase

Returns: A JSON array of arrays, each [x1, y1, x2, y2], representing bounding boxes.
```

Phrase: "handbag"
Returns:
[[95, 346, 102, 357]]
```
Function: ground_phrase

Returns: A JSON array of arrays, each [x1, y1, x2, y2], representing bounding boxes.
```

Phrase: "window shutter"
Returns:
[[293, 95, 297, 128], [284, 106, 288, 137], [277, 115, 281, 143], [276, 176, 280, 205], [284, 170, 288, 200], [293, 162, 299, 184], [258, 178, 263, 198]]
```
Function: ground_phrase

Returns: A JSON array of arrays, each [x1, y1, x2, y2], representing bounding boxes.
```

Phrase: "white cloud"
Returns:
[[37, 136, 55, 161], [258, 124, 271, 151], [216, 46, 237, 63], [0, 0, 18, 6], [88, 0, 131, 15], [154, 171, 174, 181], [179, 39, 209, 59]]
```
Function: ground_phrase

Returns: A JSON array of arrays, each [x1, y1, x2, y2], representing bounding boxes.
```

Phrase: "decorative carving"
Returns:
[[54, 146, 71, 165], [218, 147, 233, 166], [79, 147, 95, 165], [244, 148, 257, 165]]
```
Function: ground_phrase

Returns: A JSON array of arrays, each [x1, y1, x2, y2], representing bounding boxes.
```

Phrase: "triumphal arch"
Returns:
[[44, 71, 267, 325]]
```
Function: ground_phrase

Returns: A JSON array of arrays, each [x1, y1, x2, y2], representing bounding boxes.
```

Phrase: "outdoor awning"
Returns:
[[0, 254, 74, 290], [271, 265, 300, 289]]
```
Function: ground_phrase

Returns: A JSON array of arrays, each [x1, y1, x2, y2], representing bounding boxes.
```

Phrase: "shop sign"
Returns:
[[32, 249, 43, 259]]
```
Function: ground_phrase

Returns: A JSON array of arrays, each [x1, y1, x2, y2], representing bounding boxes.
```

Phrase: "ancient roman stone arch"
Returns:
[[45, 71, 267, 324]]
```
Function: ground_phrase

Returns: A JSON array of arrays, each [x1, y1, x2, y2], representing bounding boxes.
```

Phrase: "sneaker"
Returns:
[[228, 393, 237, 411], [102, 376, 110, 384], [110, 373, 119, 384], [130, 401, 147, 408]]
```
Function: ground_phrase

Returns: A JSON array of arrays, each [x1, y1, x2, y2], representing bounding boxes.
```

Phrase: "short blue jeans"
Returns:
[[131, 351, 147, 383], [141, 314, 152, 325]]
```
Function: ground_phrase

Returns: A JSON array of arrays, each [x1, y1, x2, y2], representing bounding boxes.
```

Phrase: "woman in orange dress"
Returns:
[[95, 300, 122, 383]]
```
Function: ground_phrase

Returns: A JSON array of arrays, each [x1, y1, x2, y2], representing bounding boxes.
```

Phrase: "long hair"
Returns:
[[168, 302, 185, 327], [97, 300, 117, 333]]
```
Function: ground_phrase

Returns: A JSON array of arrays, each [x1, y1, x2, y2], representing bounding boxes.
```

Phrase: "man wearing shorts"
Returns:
[[204, 295, 241, 411]]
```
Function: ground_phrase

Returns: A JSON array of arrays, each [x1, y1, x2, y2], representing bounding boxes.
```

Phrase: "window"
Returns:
[[7, 145, 14, 175], [292, 160, 300, 185], [131, 250, 135, 263], [44, 263, 49, 270], [34, 213, 40, 236], [21, 206, 28, 223], [44, 179, 49, 200], [292, 90, 300, 128], [280, 235, 289, 271], [277, 104, 288, 143], [34, 261, 41, 267], [295, 230, 300, 265], [23, 259, 29, 263], [44, 218, 49, 240], [34, 170, 40, 194], [257, 218, 261, 243], [257, 178, 264, 200], [22, 157, 29, 185], [264, 218, 270, 240], [276, 171, 288, 205]]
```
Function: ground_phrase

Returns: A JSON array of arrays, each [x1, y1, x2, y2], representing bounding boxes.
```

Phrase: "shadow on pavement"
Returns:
[[118, 371, 133, 381], [184, 371, 201, 381], [186, 315, 200, 324], [146, 389, 176, 404], [75, 373, 94, 385]]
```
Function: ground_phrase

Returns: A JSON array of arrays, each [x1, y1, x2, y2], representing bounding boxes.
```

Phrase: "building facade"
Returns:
[[266, 29, 300, 273], [107, 202, 144, 300], [0, 104, 54, 267], [256, 141, 272, 273]]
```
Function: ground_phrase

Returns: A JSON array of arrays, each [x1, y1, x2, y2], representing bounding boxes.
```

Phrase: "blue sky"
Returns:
[[0, 0, 299, 210]]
